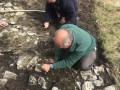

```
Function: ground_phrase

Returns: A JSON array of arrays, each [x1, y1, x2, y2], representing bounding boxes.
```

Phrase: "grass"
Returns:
[[94, 0, 120, 87]]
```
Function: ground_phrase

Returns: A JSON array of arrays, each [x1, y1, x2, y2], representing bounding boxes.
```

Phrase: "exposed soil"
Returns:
[[0, 0, 116, 90]]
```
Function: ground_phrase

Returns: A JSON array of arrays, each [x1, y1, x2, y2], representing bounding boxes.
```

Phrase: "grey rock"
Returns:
[[93, 65, 104, 75], [3, 71, 17, 80], [38, 77, 47, 89], [11, 28, 18, 32], [4, 2, 13, 7], [93, 76, 104, 86], [82, 81, 94, 90], [75, 81, 81, 90], [51, 87, 59, 90], [27, 56, 40, 70], [9, 21, 16, 25], [28, 75, 37, 85], [17, 55, 33, 70], [35, 64, 42, 72], [103, 85, 116, 90], [80, 70, 97, 80], [0, 79, 8, 88], [0, 3, 5, 6]]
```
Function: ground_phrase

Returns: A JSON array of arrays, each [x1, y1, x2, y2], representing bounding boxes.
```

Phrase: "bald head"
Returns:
[[54, 29, 73, 48]]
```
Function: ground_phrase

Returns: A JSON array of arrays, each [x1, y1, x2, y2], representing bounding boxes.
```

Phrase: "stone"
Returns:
[[35, 64, 42, 72], [11, 28, 18, 32], [0, 3, 5, 6], [16, 12, 25, 16], [103, 85, 116, 90], [27, 56, 40, 70], [9, 21, 16, 25], [28, 75, 37, 85], [38, 77, 47, 89], [0, 79, 8, 88], [3, 71, 17, 80], [93, 65, 104, 75], [75, 81, 81, 90], [82, 81, 94, 90], [18, 32, 27, 36], [27, 32, 36, 36], [51, 87, 59, 90], [16, 25, 21, 29], [5, 8, 14, 11], [93, 76, 104, 86], [23, 27, 28, 31], [80, 70, 96, 80], [17, 55, 33, 70], [105, 68, 111, 76], [0, 8, 4, 12], [46, 32, 50, 35], [34, 40, 38, 45], [4, 2, 13, 7]]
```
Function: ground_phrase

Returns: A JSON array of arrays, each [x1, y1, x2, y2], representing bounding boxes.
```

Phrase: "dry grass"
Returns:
[[94, 0, 120, 86]]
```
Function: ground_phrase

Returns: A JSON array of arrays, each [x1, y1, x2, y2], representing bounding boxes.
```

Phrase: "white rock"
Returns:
[[82, 81, 94, 90], [0, 3, 5, 6], [4, 2, 12, 7], [11, 28, 18, 32], [38, 77, 47, 89], [23, 27, 28, 31], [93, 65, 104, 75], [3, 71, 17, 80], [16, 25, 21, 29], [17, 55, 32, 70], [103, 85, 116, 90], [46, 32, 50, 35], [5, 8, 14, 11], [93, 76, 104, 86], [51, 87, 59, 90], [28, 75, 37, 85], [16, 12, 25, 16], [75, 81, 81, 90], [0, 8, 4, 12], [0, 33, 3, 38], [0, 79, 8, 88], [106, 68, 111, 76], [9, 21, 16, 25], [26, 38, 31, 42], [18, 32, 27, 36], [35, 64, 42, 72], [81, 70, 96, 80], [27, 56, 39, 70], [27, 32, 36, 36], [34, 40, 38, 45]]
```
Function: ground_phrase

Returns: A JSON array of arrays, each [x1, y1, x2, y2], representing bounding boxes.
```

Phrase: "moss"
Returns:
[[94, 0, 120, 87]]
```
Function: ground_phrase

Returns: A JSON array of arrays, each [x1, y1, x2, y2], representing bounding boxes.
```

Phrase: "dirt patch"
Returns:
[[0, 0, 117, 90]]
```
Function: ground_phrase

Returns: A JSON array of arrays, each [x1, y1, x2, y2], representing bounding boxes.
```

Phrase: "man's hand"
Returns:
[[44, 22, 49, 29], [59, 17, 66, 24], [41, 64, 50, 72], [0, 21, 8, 27]]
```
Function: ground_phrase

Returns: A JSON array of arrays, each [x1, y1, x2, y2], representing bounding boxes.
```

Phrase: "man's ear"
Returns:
[[64, 41, 72, 48]]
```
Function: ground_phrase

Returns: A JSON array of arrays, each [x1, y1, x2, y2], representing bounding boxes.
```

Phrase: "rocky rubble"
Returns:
[[0, 1, 119, 90]]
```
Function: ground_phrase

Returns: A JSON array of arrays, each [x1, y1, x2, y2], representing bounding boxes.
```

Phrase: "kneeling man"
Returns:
[[42, 24, 97, 72]]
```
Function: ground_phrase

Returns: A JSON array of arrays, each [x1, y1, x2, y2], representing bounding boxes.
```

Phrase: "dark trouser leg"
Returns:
[[56, 17, 77, 29], [72, 48, 96, 71]]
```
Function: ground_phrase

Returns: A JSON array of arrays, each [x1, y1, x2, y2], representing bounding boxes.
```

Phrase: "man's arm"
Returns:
[[54, 48, 61, 63], [53, 50, 86, 69], [44, 2, 53, 22]]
